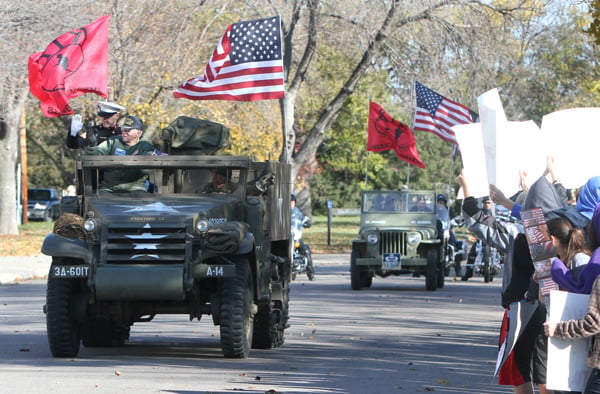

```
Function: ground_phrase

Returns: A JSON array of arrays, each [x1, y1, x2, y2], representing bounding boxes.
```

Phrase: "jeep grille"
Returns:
[[379, 231, 407, 255], [105, 223, 187, 264]]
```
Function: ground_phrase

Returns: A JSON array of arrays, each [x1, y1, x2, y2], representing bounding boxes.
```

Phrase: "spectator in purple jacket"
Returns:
[[551, 202, 600, 294]]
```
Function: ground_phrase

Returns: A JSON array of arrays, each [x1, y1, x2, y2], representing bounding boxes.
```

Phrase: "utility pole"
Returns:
[[20, 110, 28, 225]]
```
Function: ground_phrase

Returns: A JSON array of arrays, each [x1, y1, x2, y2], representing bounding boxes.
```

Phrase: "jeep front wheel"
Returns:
[[220, 259, 254, 358], [425, 249, 438, 291], [351, 247, 371, 290]]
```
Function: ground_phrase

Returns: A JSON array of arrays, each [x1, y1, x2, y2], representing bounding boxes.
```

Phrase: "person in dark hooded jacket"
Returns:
[[459, 167, 567, 394]]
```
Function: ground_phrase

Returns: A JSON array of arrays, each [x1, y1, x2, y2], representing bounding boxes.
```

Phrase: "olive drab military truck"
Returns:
[[350, 190, 450, 291], [42, 116, 292, 358]]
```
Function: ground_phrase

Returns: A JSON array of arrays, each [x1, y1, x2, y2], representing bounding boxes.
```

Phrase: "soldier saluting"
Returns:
[[66, 101, 125, 149]]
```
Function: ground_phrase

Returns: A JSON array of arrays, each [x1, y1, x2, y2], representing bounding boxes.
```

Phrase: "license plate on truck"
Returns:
[[382, 253, 401, 269], [50, 265, 90, 278]]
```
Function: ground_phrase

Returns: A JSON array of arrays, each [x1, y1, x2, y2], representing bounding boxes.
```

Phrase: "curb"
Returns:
[[0, 255, 51, 285]]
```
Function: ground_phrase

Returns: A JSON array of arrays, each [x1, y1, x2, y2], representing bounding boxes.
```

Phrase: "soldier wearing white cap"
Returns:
[[66, 101, 126, 149]]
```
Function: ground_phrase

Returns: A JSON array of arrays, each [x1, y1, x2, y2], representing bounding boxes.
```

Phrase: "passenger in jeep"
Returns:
[[410, 196, 432, 212]]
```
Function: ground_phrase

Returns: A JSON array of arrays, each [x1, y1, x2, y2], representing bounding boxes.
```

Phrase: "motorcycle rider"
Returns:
[[437, 193, 464, 276], [291, 194, 315, 280]]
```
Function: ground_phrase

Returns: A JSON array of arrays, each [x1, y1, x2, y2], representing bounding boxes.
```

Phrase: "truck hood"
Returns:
[[85, 195, 239, 222]]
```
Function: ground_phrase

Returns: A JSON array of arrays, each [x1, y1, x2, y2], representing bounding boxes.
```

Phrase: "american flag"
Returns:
[[540, 278, 559, 296], [413, 81, 475, 144], [173, 16, 284, 101]]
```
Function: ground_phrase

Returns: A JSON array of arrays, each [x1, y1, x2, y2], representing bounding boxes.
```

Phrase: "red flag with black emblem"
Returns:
[[28, 15, 109, 117], [367, 101, 425, 169]]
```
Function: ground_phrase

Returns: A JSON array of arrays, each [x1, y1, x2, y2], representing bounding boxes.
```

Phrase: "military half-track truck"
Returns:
[[350, 190, 449, 291], [42, 117, 292, 358]]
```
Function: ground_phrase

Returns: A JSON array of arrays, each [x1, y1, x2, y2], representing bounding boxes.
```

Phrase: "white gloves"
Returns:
[[70, 114, 83, 136]]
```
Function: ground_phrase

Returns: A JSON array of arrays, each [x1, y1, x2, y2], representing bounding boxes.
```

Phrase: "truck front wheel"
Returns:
[[46, 268, 82, 357], [220, 259, 254, 358]]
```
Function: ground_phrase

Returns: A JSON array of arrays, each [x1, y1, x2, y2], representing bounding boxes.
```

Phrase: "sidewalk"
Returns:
[[0, 254, 349, 285], [0, 255, 51, 285]]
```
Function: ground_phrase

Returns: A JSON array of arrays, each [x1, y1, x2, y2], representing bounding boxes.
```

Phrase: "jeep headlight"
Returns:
[[366, 233, 379, 244], [196, 219, 209, 233], [407, 232, 421, 245], [83, 219, 96, 233]]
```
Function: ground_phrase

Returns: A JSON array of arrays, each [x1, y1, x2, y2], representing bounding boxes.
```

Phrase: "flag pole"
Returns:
[[365, 151, 369, 189], [407, 76, 416, 189], [365, 99, 372, 189], [448, 145, 456, 198]]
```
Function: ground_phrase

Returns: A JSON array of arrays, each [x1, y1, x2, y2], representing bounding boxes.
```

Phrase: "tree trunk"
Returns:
[[285, 0, 400, 215], [0, 110, 21, 234]]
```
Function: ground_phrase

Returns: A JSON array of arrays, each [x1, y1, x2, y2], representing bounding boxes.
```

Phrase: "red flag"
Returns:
[[413, 81, 476, 145], [174, 16, 284, 101], [28, 15, 109, 118], [367, 101, 425, 169]]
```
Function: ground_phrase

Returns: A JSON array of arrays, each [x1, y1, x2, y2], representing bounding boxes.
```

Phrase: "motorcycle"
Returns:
[[444, 217, 468, 277], [291, 215, 315, 281], [462, 239, 504, 283]]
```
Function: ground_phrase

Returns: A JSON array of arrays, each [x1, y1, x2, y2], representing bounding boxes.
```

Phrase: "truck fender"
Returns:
[[41, 233, 88, 262]]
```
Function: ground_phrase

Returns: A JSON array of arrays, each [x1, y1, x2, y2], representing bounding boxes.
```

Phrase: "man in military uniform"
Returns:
[[66, 101, 126, 149], [85, 115, 155, 193]]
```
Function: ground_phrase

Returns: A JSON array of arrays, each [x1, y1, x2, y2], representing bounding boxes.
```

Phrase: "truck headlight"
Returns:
[[196, 219, 209, 233], [407, 232, 421, 245], [83, 219, 96, 232], [367, 233, 379, 244]]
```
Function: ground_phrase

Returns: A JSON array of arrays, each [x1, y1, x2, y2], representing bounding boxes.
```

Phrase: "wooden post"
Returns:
[[20, 110, 28, 224]]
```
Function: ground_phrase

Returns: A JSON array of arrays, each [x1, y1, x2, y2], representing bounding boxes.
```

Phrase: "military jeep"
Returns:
[[42, 117, 292, 358], [350, 190, 449, 291]]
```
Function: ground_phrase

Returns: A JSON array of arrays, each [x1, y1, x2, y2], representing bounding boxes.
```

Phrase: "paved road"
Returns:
[[0, 255, 511, 393]]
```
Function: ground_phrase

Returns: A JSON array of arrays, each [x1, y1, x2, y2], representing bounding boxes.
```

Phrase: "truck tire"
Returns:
[[425, 249, 438, 291], [220, 259, 254, 358], [82, 319, 130, 347], [46, 270, 82, 358], [253, 265, 290, 350], [252, 300, 274, 349]]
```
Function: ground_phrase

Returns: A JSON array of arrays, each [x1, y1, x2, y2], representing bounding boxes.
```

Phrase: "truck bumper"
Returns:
[[95, 264, 185, 301]]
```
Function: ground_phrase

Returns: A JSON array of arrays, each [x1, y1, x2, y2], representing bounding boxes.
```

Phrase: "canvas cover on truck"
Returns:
[[161, 116, 231, 155]]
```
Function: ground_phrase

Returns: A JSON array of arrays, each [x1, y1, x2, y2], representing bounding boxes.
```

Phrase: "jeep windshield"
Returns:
[[363, 191, 436, 213]]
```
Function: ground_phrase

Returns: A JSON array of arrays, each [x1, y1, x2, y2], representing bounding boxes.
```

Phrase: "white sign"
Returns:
[[541, 108, 600, 189], [455, 88, 600, 201], [547, 290, 592, 392]]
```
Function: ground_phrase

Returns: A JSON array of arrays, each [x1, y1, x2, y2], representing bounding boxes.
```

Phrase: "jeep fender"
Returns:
[[41, 233, 88, 262]]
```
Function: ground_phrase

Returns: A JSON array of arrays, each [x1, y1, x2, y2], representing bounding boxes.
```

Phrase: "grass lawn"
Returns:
[[302, 215, 359, 254], [0, 221, 53, 256]]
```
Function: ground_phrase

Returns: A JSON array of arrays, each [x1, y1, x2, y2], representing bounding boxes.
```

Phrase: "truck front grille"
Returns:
[[379, 231, 407, 255], [105, 223, 187, 264]]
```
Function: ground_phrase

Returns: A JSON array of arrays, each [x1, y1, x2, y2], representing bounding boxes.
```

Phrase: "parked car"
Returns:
[[27, 188, 60, 222]]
